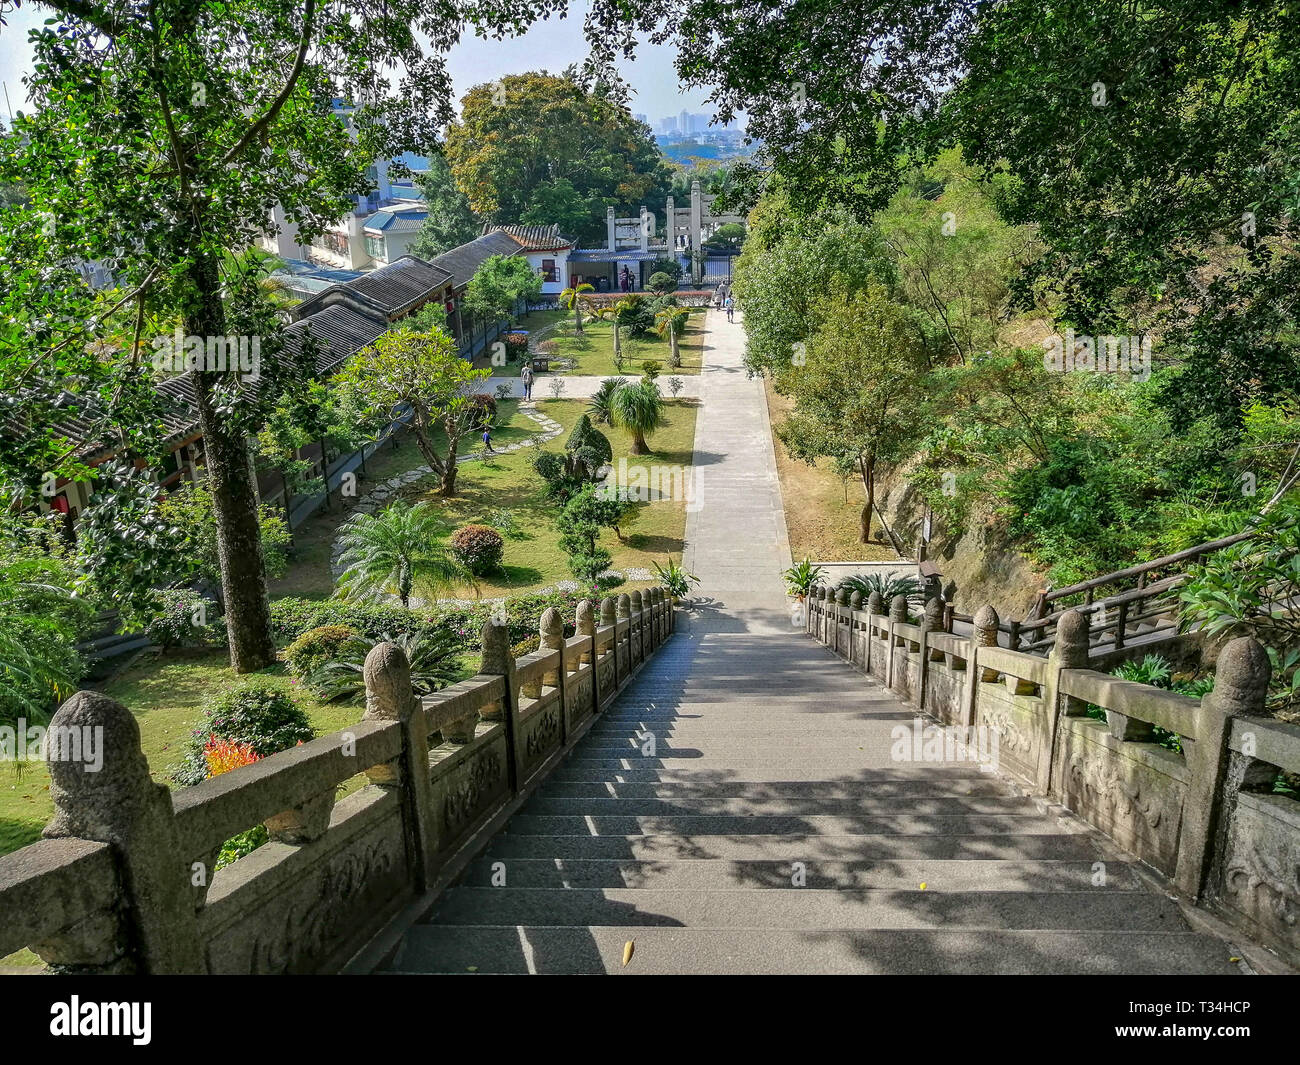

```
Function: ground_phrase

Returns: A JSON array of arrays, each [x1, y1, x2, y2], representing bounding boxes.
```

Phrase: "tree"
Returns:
[[335, 502, 471, 610], [335, 326, 489, 496], [588, 377, 628, 427], [444, 72, 670, 246], [0, 1, 644, 674], [776, 285, 931, 543], [655, 305, 690, 368], [560, 282, 595, 336], [610, 379, 666, 456], [464, 254, 542, 328], [732, 196, 892, 376], [410, 149, 480, 260], [556, 484, 624, 585]]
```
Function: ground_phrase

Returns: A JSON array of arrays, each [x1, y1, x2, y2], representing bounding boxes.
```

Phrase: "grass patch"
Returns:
[[764, 378, 899, 564]]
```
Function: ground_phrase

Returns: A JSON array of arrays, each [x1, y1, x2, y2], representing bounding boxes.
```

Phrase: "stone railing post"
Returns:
[[363, 642, 436, 890], [864, 590, 883, 673], [479, 618, 520, 792], [886, 593, 907, 688], [576, 599, 600, 715], [1041, 608, 1090, 798], [616, 593, 632, 678], [41, 691, 205, 974], [1175, 637, 1270, 899], [601, 596, 619, 690], [965, 604, 1000, 727], [848, 591, 863, 666], [808, 586, 821, 640], [630, 590, 645, 666], [918, 596, 945, 709], [540, 607, 568, 743]]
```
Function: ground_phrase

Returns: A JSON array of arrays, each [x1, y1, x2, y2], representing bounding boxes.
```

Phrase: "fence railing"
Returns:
[[805, 584, 1300, 965], [0, 589, 675, 974]]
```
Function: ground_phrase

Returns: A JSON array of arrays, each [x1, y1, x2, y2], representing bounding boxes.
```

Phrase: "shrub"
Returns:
[[836, 572, 923, 607], [535, 339, 558, 356], [284, 624, 357, 678], [466, 393, 497, 428], [641, 360, 662, 380], [172, 683, 314, 786], [646, 258, 683, 281], [502, 331, 529, 358], [511, 634, 540, 658], [648, 271, 678, 294], [145, 588, 223, 649], [302, 629, 462, 703], [450, 524, 505, 575], [487, 508, 519, 537]]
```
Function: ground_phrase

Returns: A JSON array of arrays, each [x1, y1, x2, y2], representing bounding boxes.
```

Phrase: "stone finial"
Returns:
[[363, 642, 415, 721], [481, 617, 511, 674], [867, 590, 885, 614], [849, 590, 863, 610], [630, 589, 644, 614], [600, 596, 617, 624], [889, 594, 908, 621], [923, 596, 945, 632], [837, 586, 850, 606], [973, 604, 1000, 645], [43, 691, 204, 973], [616, 593, 631, 618], [1054, 608, 1090, 667], [1212, 637, 1270, 714], [576, 599, 595, 636], [539, 607, 564, 649]]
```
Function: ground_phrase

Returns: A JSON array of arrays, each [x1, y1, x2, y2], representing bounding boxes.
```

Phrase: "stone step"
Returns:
[[423, 886, 1186, 932], [458, 858, 1141, 892], [536, 778, 1014, 799], [546, 765, 994, 784], [504, 812, 1081, 837], [517, 795, 1037, 818], [385, 926, 1240, 975], [555, 754, 988, 770]]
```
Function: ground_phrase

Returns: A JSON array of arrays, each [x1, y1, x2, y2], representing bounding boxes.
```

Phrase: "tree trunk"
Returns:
[[574, 303, 583, 335], [631, 430, 648, 455], [859, 453, 875, 545], [186, 251, 276, 673], [613, 324, 621, 368], [669, 329, 680, 368], [438, 434, 460, 496]]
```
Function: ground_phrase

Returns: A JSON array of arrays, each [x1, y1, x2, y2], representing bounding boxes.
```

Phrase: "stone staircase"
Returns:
[[379, 628, 1243, 975]]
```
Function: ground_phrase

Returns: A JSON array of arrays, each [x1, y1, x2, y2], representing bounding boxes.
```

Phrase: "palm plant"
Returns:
[[595, 295, 640, 371], [835, 571, 924, 608], [782, 558, 826, 598], [302, 629, 462, 703], [335, 502, 472, 609], [560, 282, 595, 335], [654, 305, 690, 368], [609, 379, 665, 455], [652, 557, 700, 600], [587, 377, 628, 426]]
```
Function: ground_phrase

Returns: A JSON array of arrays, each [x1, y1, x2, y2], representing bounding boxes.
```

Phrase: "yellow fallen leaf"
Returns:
[[467, 965, 478, 972], [623, 940, 635, 966], [919, 882, 927, 890], [1229, 957, 1240, 963]]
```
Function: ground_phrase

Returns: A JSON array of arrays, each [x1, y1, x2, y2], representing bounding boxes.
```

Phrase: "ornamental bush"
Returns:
[[172, 683, 314, 786], [467, 393, 497, 428], [283, 624, 357, 678], [450, 523, 505, 575], [648, 271, 678, 294]]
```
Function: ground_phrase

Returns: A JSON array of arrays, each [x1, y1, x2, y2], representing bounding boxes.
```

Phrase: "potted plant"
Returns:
[[782, 557, 825, 600], [652, 557, 701, 603]]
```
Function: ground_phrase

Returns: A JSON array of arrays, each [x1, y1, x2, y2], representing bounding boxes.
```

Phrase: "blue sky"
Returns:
[[0, 3, 728, 127]]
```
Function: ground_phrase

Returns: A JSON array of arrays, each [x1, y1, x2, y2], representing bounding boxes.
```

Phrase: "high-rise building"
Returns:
[[678, 108, 692, 135]]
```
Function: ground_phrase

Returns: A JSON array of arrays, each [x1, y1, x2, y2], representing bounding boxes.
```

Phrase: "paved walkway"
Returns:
[[379, 311, 1242, 975], [482, 373, 702, 400]]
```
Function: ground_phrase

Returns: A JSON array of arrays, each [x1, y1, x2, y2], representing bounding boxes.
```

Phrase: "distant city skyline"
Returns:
[[0, 4, 745, 130]]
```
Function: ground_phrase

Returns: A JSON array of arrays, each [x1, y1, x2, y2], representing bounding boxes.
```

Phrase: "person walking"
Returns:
[[725, 294, 735, 323], [521, 364, 534, 401], [482, 426, 495, 454]]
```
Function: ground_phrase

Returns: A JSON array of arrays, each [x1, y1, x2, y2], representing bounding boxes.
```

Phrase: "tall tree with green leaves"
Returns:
[[444, 72, 670, 246], [410, 148, 481, 259], [335, 502, 471, 609], [0, 0, 635, 673], [463, 254, 542, 328], [776, 284, 931, 543]]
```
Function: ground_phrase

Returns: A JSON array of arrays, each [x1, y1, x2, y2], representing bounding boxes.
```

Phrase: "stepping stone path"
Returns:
[[376, 311, 1246, 975]]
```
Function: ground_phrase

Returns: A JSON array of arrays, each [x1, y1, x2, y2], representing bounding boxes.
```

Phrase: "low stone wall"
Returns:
[[0, 589, 676, 974], [806, 586, 1300, 966]]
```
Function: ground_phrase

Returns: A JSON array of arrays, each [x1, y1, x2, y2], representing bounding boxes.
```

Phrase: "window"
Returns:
[[365, 234, 386, 262], [540, 258, 557, 282]]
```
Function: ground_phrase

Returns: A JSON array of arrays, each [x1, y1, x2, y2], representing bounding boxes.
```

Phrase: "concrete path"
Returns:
[[484, 373, 702, 400], [378, 310, 1242, 975]]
